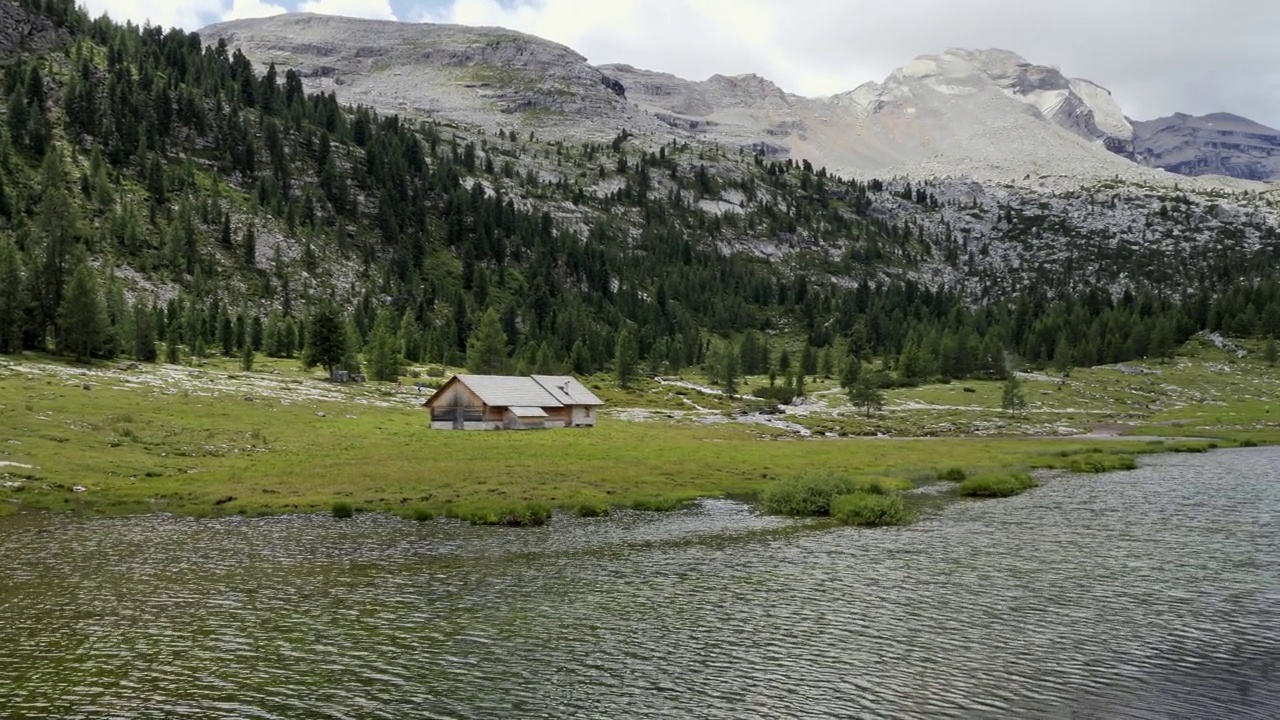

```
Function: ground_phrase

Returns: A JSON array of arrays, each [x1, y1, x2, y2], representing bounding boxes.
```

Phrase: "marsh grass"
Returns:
[[331, 500, 354, 518], [445, 501, 551, 526], [761, 472, 913, 517], [956, 473, 1038, 498], [831, 492, 912, 527]]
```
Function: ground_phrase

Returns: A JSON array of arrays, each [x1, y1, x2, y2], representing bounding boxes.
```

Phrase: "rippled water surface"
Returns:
[[2, 448, 1278, 719]]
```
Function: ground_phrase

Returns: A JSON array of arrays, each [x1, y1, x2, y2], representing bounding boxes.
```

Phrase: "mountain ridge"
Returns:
[[199, 13, 1277, 187]]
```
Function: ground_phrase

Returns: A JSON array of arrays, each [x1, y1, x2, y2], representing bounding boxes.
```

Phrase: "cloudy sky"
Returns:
[[81, 0, 1280, 126]]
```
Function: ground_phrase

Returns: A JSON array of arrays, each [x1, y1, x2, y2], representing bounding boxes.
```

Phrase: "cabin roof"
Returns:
[[531, 375, 606, 406], [447, 374, 562, 407]]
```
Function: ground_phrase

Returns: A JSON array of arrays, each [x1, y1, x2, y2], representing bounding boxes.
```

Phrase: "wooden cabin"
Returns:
[[424, 375, 605, 430]]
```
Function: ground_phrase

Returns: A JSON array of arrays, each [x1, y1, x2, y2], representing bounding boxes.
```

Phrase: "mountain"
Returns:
[[2, 0, 1279, 384], [1133, 113, 1280, 181], [199, 15, 1268, 187]]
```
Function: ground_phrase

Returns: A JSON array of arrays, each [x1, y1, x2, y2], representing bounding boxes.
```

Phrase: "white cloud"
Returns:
[[413, 0, 1280, 126], [299, 0, 397, 20], [222, 0, 289, 21], [78, 0, 212, 30]]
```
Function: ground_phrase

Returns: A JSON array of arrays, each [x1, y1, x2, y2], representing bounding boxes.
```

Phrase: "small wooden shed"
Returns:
[[424, 374, 604, 430]]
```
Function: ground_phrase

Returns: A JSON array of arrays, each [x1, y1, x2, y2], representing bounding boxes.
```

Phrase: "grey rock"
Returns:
[[0, 2, 65, 64], [1133, 113, 1280, 181]]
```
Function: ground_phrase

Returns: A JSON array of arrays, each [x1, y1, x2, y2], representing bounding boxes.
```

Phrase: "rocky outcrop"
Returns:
[[198, 13, 664, 140], [1133, 113, 1280, 181], [0, 0, 66, 64]]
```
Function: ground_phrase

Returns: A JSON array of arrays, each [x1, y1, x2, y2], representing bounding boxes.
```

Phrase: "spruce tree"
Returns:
[[615, 327, 639, 389], [840, 356, 861, 392], [0, 237, 24, 353], [59, 253, 105, 362], [341, 321, 362, 374], [850, 372, 884, 418], [466, 307, 509, 375], [366, 308, 402, 382], [240, 341, 254, 371], [1265, 335, 1278, 367], [305, 303, 345, 378], [165, 319, 181, 365], [1001, 373, 1027, 417], [132, 299, 157, 362]]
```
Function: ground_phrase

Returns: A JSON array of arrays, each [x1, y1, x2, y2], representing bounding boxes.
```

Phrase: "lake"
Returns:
[[2, 447, 1277, 718]]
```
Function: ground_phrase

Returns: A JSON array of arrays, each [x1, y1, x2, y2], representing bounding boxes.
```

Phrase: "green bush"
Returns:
[[831, 492, 912, 527], [761, 472, 911, 517], [1067, 453, 1138, 473], [937, 467, 967, 482], [1240, 439, 1260, 448], [408, 505, 434, 522], [1168, 442, 1210, 454], [331, 500, 355, 518], [956, 472, 1038, 498]]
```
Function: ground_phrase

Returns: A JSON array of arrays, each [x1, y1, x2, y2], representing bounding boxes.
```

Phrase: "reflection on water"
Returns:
[[1, 448, 1277, 719]]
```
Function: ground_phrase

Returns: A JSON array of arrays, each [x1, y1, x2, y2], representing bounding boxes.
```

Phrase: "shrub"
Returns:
[[1240, 438, 1260, 448], [956, 472, 1038, 498], [1168, 442, 1210, 454], [761, 473, 858, 516], [331, 500, 355, 518], [425, 366, 445, 377], [408, 505, 433, 522], [751, 385, 798, 404], [761, 472, 911, 516], [831, 492, 912, 527], [1067, 453, 1138, 473], [938, 467, 967, 482]]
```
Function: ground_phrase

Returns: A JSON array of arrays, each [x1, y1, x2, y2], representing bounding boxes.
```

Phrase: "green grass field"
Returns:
[[1, 335, 1275, 523]]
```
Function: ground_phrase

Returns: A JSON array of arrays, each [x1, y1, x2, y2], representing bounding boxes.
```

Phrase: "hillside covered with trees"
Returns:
[[1, 0, 1279, 394]]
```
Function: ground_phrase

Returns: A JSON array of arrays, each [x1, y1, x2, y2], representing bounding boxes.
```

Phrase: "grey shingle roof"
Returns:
[[508, 406, 549, 417], [531, 376, 606, 406], [454, 375, 563, 407]]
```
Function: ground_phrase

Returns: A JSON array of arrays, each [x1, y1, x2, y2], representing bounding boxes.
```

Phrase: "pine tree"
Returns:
[[132, 299, 157, 362], [1265, 335, 1278, 367], [850, 372, 884, 418], [614, 327, 639, 389], [59, 252, 105, 362], [570, 339, 590, 375], [341, 321, 362, 374], [165, 320, 181, 364], [1001, 373, 1026, 417], [240, 341, 254, 371], [305, 303, 345, 378], [466, 307, 509, 374], [366, 308, 402, 382], [840, 356, 861, 391], [243, 224, 256, 267], [0, 236, 24, 353]]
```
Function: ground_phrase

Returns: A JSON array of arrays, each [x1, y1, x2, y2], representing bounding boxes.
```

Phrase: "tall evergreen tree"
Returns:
[[366, 308, 402, 382], [0, 236, 24, 353], [132, 299, 157, 362], [59, 252, 105, 362], [615, 327, 639, 389], [304, 303, 345, 378], [1264, 335, 1278, 367], [466, 307, 509, 374]]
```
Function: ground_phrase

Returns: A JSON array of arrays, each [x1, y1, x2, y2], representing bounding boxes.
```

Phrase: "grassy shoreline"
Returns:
[[0, 349, 1273, 524]]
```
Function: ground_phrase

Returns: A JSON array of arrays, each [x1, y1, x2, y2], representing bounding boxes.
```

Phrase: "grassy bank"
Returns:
[[0, 346, 1270, 524]]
